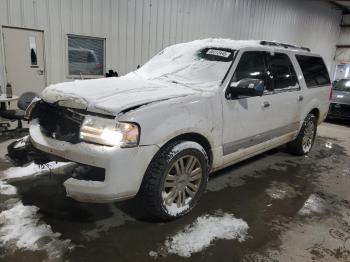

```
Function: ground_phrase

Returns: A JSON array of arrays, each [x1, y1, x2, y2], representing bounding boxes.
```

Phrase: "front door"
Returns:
[[222, 51, 273, 165], [2, 27, 46, 96]]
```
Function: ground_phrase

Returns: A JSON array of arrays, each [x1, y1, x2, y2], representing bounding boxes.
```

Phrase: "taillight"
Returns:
[[329, 88, 333, 101]]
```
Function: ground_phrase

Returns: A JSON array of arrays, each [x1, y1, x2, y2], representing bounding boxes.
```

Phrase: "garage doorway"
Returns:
[[2, 27, 46, 96]]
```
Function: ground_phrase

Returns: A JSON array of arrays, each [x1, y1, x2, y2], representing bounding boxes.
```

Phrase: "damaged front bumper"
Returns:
[[29, 121, 159, 203]]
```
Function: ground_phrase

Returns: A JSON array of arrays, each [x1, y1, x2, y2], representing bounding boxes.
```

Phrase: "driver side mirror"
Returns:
[[226, 78, 265, 99]]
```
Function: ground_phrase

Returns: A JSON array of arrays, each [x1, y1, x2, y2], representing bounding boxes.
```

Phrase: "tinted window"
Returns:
[[232, 51, 268, 88], [68, 35, 104, 76], [296, 55, 330, 88], [267, 53, 298, 90]]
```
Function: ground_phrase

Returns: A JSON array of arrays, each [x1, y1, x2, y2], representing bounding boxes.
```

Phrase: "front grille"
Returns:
[[35, 102, 85, 143], [329, 103, 350, 117]]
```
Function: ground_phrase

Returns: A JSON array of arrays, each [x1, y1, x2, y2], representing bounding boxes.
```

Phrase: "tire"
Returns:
[[287, 113, 317, 156], [7, 136, 30, 166], [138, 140, 209, 221]]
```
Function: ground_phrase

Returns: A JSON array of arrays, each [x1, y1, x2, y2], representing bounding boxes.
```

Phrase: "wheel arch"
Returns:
[[309, 108, 320, 121], [158, 132, 213, 169]]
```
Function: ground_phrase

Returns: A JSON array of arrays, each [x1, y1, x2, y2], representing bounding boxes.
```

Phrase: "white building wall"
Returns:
[[0, 0, 342, 89]]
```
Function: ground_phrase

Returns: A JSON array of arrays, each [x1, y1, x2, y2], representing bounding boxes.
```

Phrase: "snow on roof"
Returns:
[[158, 38, 310, 53], [164, 38, 261, 50]]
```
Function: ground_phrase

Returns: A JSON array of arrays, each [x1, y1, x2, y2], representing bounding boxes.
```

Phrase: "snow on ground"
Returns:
[[82, 204, 134, 240], [265, 182, 298, 200], [164, 203, 189, 216], [0, 200, 73, 259], [299, 194, 327, 216], [155, 212, 249, 258], [0, 181, 17, 195], [0, 161, 72, 181]]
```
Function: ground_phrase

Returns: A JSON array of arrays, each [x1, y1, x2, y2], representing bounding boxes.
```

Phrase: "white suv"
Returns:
[[25, 39, 331, 220]]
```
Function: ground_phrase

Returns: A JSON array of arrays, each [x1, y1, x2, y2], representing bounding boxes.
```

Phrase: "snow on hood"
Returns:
[[42, 38, 259, 115], [42, 75, 198, 115]]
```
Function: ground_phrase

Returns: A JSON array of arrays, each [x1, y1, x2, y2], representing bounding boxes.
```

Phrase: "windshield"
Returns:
[[135, 43, 235, 89], [333, 79, 350, 92]]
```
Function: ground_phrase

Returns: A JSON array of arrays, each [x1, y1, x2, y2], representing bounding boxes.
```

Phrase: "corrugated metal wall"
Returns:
[[0, 0, 342, 89]]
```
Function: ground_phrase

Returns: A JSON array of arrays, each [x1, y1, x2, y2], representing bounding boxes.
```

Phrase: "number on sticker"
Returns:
[[206, 49, 231, 58]]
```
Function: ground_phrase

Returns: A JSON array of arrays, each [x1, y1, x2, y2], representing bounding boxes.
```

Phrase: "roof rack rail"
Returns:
[[260, 40, 311, 52]]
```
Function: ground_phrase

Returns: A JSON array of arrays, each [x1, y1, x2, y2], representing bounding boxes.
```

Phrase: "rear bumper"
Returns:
[[29, 120, 159, 203]]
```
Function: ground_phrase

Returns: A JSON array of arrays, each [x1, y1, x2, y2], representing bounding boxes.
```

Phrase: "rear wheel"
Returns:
[[287, 113, 317, 155], [138, 140, 209, 220]]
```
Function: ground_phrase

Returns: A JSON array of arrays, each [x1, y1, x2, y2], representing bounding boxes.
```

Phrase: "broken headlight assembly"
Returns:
[[79, 115, 140, 147]]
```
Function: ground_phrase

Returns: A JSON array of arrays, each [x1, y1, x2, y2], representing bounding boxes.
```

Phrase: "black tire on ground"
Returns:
[[287, 113, 318, 156], [138, 140, 209, 221], [7, 138, 30, 166]]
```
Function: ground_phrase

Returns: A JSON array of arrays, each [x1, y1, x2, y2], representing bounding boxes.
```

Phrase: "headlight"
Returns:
[[79, 116, 139, 147]]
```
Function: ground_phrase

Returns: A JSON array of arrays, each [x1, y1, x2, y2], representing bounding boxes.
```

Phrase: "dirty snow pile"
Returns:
[[160, 213, 249, 257], [299, 194, 326, 216], [1, 161, 71, 181], [0, 201, 73, 259], [0, 181, 17, 195]]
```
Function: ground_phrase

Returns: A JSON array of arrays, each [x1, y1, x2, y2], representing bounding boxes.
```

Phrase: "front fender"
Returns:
[[117, 94, 222, 149]]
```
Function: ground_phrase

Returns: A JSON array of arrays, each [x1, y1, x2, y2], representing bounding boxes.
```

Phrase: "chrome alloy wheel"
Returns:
[[302, 120, 315, 152], [162, 155, 203, 208]]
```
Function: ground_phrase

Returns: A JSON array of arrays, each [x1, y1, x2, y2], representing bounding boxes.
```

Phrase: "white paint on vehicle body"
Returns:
[[28, 39, 331, 203]]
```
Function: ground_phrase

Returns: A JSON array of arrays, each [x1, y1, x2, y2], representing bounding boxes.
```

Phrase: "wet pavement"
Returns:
[[0, 121, 350, 262]]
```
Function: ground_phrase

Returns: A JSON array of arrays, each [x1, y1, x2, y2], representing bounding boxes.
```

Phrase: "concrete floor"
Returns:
[[0, 120, 349, 262]]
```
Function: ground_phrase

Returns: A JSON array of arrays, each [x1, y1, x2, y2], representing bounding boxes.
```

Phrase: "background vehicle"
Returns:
[[68, 47, 102, 76], [21, 39, 331, 220], [328, 79, 350, 119]]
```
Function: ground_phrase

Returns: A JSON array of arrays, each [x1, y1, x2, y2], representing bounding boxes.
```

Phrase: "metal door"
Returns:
[[2, 27, 46, 96]]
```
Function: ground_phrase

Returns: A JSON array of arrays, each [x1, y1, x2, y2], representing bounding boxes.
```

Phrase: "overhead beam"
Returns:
[[336, 45, 350, 48], [330, 1, 350, 14]]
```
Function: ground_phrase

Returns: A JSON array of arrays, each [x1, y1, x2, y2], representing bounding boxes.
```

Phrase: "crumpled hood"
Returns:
[[41, 73, 199, 115]]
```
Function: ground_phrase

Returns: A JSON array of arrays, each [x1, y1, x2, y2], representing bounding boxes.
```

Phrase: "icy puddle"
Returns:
[[265, 181, 299, 200], [153, 212, 249, 258], [82, 204, 134, 240]]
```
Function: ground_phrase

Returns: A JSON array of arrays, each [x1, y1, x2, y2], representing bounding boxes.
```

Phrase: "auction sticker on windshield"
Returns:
[[206, 49, 231, 58]]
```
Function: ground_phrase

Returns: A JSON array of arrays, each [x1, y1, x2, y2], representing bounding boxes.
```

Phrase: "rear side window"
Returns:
[[296, 55, 330, 88], [267, 53, 298, 90]]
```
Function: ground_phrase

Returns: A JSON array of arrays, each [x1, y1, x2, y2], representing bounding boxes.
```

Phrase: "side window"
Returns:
[[232, 51, 269, 89], [267, 53, 298, 90], [295, 55, 330, 88]]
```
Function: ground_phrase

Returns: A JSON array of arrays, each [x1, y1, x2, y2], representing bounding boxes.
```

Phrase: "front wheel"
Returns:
[[287, 113, 317, 155], [138, 140, 209, 221]]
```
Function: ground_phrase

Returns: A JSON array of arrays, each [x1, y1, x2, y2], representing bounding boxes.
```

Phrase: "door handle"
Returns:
[[37, 69, 44, 75], [262, 101, 270, 108], [298, 95, 304, 102]]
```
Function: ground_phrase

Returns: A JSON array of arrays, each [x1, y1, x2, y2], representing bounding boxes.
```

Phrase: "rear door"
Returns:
[[294, 55, 331, 122], [264, 51, 302, 133]]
